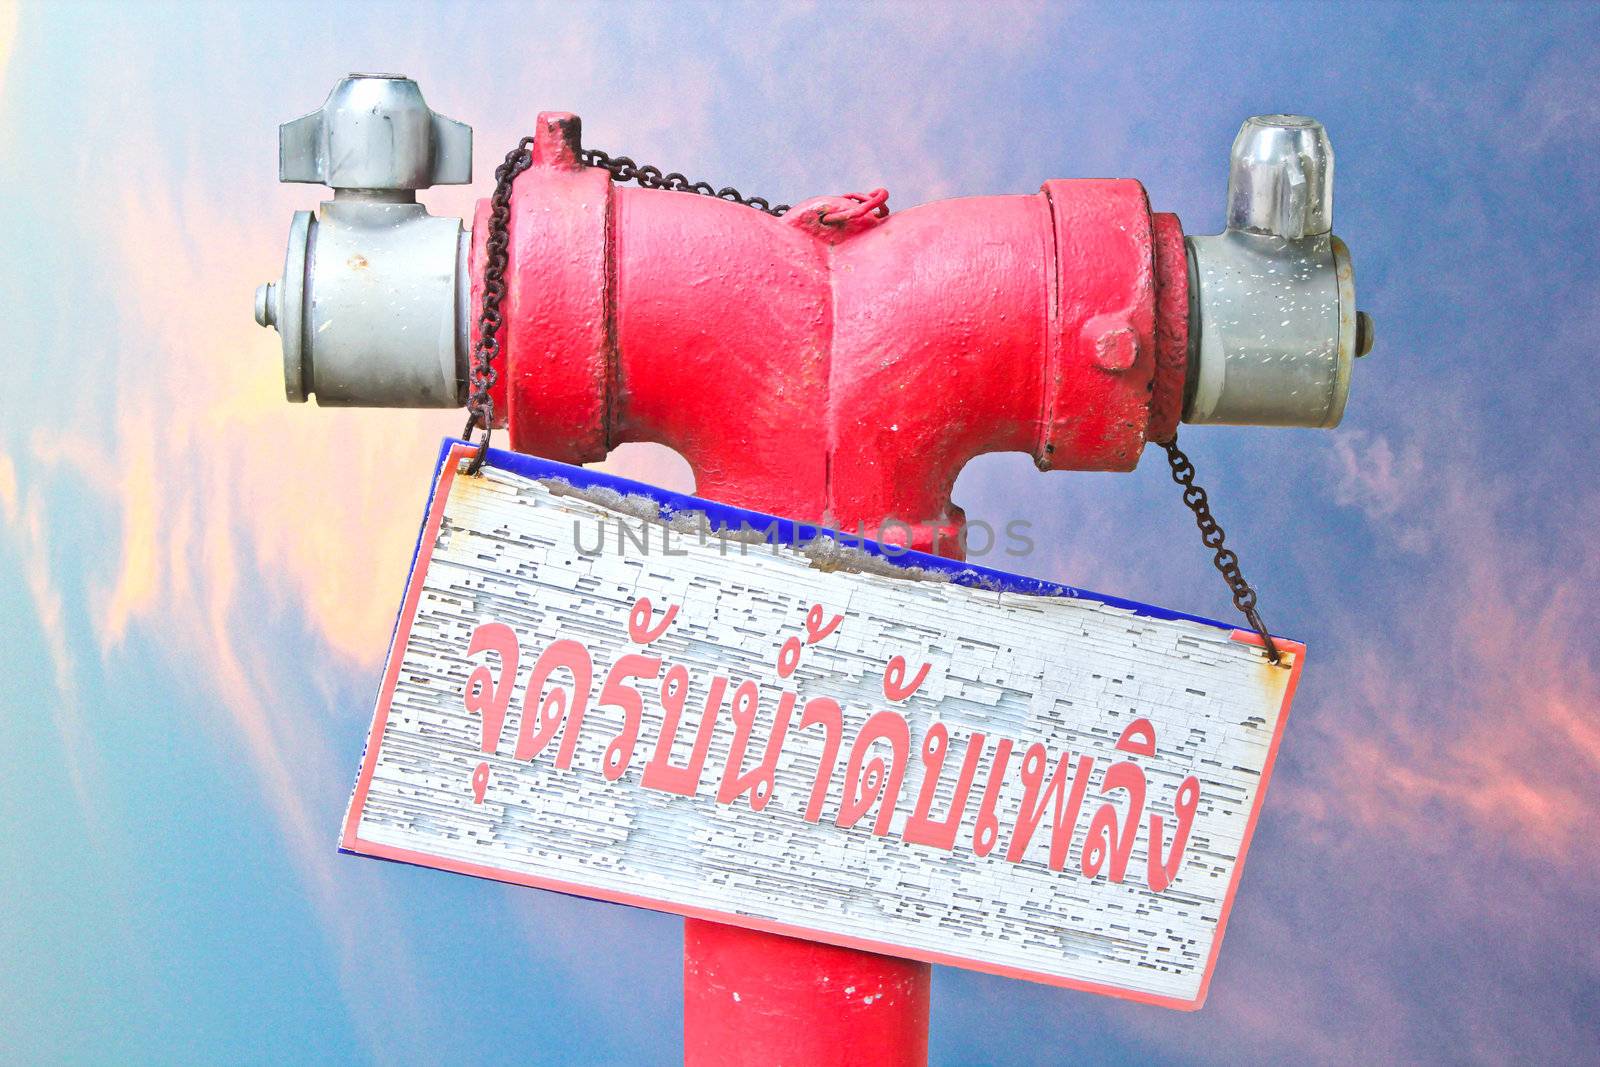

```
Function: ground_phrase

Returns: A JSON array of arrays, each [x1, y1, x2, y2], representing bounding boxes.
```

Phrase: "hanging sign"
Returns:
[[341, 440, 1303, 1010]]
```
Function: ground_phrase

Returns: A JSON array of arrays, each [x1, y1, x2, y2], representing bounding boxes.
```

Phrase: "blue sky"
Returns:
[[2, 2, 1598, 1063]]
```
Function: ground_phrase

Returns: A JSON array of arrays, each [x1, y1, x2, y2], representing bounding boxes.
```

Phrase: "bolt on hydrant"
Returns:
[[256, 74, 1371, 1066]]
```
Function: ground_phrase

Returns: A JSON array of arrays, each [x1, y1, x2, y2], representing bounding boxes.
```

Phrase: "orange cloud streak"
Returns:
[[37, 127, 450, 1061]]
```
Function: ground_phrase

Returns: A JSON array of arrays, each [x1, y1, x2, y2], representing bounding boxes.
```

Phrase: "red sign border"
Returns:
[[340, 443, 1305, 1011]]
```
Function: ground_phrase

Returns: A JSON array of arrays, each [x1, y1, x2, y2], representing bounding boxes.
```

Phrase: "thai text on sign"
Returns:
[[341, 441, 1302, 1009]]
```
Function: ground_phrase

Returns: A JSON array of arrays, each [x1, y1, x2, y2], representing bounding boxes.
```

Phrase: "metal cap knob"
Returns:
[[1225, 114, 1332, 239], [279, 73, 471, 191]]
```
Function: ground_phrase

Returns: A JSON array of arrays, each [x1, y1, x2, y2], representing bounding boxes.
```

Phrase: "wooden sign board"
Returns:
[[341, 441, 1302, 1010]]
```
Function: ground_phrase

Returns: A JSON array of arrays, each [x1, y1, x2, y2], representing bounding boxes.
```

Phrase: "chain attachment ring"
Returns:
[[818, 188, 890, 226]]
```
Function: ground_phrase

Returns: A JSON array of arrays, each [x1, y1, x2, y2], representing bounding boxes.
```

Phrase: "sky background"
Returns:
[[2, 1, 1598, 1063]]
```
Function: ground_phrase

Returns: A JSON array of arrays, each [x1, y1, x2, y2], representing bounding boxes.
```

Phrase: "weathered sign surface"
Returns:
[[341, 441, 1303, 1010]]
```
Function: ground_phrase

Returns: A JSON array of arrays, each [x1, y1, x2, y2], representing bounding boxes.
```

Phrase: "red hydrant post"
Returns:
[[257, 76, 1366, 1067]]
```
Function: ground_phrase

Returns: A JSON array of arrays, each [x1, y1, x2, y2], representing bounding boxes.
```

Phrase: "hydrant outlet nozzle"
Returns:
[[254, 74, 472, 408], [1182, 114, 1369, 429]]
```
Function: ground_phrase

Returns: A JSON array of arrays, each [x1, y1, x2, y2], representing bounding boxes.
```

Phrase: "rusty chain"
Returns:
[[581, 148, 791, 216], [461, 136, 536, 474], [1161, 437, 1282, 664], [468, 141, 1280, 661]]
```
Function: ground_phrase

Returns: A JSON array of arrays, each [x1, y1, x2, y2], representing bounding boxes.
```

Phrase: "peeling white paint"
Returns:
[[344, 462, 1298, 1006]]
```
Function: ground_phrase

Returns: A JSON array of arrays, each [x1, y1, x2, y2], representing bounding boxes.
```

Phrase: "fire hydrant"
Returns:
[[256, 74, 1370, 1065]]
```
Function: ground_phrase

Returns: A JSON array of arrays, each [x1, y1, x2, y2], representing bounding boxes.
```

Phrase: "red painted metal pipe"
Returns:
[[472, 112, 1189, 1065]]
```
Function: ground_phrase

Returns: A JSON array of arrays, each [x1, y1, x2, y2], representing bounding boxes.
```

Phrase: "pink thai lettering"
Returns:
[[463, 621, 520, 753], [902, 724, 986, 851], [717, 680, 796, 811], [513, 638, 594, 765], [803, 602, 842, 644], [641, 665, 727, 797], [1082, 718, 1156, 882], [882, 655, 931, 702], [971, 737, 1014, 857], [453, 601, 1204, 895], [1006, 743, 1094, 871], [627, 596, 679, 644], [836, 710, 911, 836], [777, 636, 803, 679], [1147, 774, 1201, 892], [797, 696, 844, 822], [597, 653, 663, 780]]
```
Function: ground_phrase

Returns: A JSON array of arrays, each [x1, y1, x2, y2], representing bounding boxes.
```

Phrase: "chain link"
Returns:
[[1161, 437, 1282, 664], [581, 148, 790, 216], [461, 137, 537, 474]]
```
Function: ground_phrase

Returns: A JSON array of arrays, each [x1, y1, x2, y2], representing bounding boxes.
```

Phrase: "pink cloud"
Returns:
[[1298, 475, 1600, 862], [1173, 436, 1600, 1060]]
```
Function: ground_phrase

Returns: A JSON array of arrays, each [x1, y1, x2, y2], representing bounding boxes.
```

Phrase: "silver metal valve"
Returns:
[[279, 73, 472, 191], [1183, 115, 1371, 428], [254, 74, 474, 407]]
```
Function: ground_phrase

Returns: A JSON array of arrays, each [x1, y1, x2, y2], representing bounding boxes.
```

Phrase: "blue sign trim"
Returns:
[[417, 437, 1258, 635]]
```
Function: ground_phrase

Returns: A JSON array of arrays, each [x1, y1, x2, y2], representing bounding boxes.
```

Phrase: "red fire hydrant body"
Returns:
[[477, 115, 1189, 536], [471, 113, 1190, 1065]]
